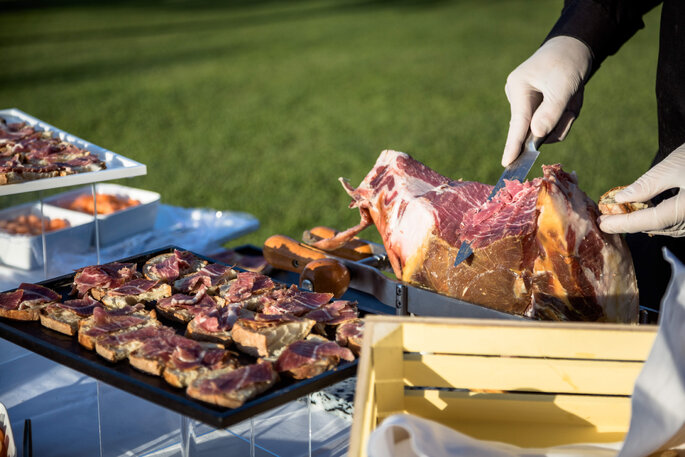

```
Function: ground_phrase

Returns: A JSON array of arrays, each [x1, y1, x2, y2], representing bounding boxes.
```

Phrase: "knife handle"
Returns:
[[263, 235, 328, 273], [300, 258, 350, 298], [302, 226, 377, 261]]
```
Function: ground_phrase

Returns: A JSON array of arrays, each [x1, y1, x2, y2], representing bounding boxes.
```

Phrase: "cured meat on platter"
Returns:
[[318, 150, 639, 323], [0, 283, 60, 320], [275, 338, 354, 379]]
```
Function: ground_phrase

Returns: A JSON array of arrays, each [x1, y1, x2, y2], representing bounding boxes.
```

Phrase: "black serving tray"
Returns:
[[0, 246, 359, 429]]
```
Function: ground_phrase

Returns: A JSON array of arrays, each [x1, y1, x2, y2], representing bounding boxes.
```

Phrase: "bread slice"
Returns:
[[231, 314, 315, 358], [598, 186, 651, 215], [101, 281, 171, 309], [186, 362, 278, 408]]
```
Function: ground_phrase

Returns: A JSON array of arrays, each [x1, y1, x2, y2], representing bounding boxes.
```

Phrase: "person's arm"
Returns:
[[599, 143, 685, 237], [502, 0, 661, 167]]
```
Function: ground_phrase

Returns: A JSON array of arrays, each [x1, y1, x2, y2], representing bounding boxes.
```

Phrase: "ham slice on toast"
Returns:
[[186, 362, 278, 409], [231, 314, 315, 358], [0, 283, 61, 321], [40, 295, 102, 336], [274, 337, 355, 379], [101, 279, 171, 309]]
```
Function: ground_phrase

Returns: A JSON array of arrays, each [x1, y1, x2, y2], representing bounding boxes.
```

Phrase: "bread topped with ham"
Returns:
[[156, 293, 224, 324], [186, 361, 278, 409], [100, 279, 171, 309], [78, 305, 159, 350], [231, 313, 315, 358], [274, 336, 355, 379], [173, 264, 237, 296], [143, 250, 208, 283], [162, 339, 239, 388], [40, 294, 103, 336], [72, 262, 140, 300], [260, 285, 332, 316], [0, 283, 61, 321], [186, 303, 256, 345]]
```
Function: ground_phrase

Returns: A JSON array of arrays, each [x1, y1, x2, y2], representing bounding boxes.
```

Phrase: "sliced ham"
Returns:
[[17, 283, 61, 303], [57, 295, 102, 316], [186, 362, 278, 408], [223, 271, 275, 303], [107, 279, 159, 296], [0, 289, 24, 310], [305, 300, 358, 327], [72, 262, 138, 297]]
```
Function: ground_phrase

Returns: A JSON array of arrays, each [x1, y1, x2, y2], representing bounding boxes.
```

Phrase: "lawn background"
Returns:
[[0, 0, 661, 248]]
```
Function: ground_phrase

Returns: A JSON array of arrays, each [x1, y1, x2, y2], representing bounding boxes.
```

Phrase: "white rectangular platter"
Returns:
[[0, 108, 147, 196]]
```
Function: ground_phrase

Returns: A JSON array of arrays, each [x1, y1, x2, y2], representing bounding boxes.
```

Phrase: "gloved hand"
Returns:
[[502, 36, 593, 166], [600, 144, 685, 237]]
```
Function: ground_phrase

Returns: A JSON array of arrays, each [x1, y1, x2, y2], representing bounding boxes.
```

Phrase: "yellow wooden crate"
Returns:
[[349, 315, 658, 456]]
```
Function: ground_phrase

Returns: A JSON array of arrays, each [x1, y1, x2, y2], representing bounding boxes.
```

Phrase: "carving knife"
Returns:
[[453, 131, 545, 267]]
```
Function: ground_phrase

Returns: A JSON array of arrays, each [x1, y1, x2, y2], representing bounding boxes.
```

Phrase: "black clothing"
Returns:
[[544, 0, 685, 308]]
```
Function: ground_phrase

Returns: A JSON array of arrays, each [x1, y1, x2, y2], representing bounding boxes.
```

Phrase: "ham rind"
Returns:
[[275, 340, 354, 379], [107, 279, 159, 296], [261, 286, 332, 316], [18, 283, 61, 303], [329, 150, 639, 323], [0, 290, 23, 310], [305, 300, 358, 326]]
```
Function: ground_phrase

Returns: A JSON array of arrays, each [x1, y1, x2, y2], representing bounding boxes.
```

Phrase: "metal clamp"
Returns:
[[395, 283, 408, 315]]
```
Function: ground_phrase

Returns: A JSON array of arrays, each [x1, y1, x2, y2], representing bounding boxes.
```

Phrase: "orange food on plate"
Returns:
[[67, 193, 140, 215], [0, 213, 70, 235]]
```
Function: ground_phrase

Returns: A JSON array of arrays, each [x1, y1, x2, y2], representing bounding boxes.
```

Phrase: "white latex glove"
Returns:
[[502, 36, 593, 166], [600, 144, 685, 237]]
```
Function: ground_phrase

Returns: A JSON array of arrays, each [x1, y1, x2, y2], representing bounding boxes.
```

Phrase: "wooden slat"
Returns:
[[372, 322, 405, 416], [402, 389, 631, 447], [366, 316, 656, 360], [404, 353, 643, 395]]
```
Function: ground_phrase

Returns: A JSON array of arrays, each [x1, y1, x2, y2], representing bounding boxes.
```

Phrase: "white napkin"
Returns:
[[368, 248, 685, 457]]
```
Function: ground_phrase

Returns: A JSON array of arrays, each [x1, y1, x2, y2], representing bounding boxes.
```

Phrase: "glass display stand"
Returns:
[[96, 382, 322, 457]]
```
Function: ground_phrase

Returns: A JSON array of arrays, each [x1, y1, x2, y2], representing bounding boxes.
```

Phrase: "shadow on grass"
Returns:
[[1, 0, 455, 47]]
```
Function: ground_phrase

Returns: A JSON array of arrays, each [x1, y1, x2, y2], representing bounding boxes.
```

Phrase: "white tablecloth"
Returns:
[[0, 205, 351, 456]]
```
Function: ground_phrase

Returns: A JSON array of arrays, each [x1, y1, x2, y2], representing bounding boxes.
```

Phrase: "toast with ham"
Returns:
[[95, 325, 176, 362], [260, 285, 332, 316], [155, 293, 223, 324], [101, 279, 171, 309], [78, 305, 159, 350], [173, 264, 237, 296], [0, 283, 61, 321], [218, 271, 278, 311], [304, 300, 358, 336], [143, 250, 207, 283], [162, 340, 239, 388], [185, 303, 255, 345], [186, 362, 278, 408], [335, 318, 364, 356], [231, 314, 315, 358], [40, 295, 102, 336], [72, 262, 140, 300], [129, 332, 225, 376], [274, 337, 355, 379]]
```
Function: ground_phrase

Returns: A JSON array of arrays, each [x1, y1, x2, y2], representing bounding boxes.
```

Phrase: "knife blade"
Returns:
[[453, 131, 544, 267]]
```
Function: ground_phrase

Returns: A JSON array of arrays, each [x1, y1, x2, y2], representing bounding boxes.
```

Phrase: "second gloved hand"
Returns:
[[600, 144, 685, 237], [502, 36, 593, 166]]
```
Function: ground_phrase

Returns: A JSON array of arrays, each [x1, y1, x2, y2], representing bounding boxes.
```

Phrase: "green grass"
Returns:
[[0, 0, 661, 247]]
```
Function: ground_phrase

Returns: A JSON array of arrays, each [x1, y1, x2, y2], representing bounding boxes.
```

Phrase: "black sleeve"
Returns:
[[544, 0, 661, 76]]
